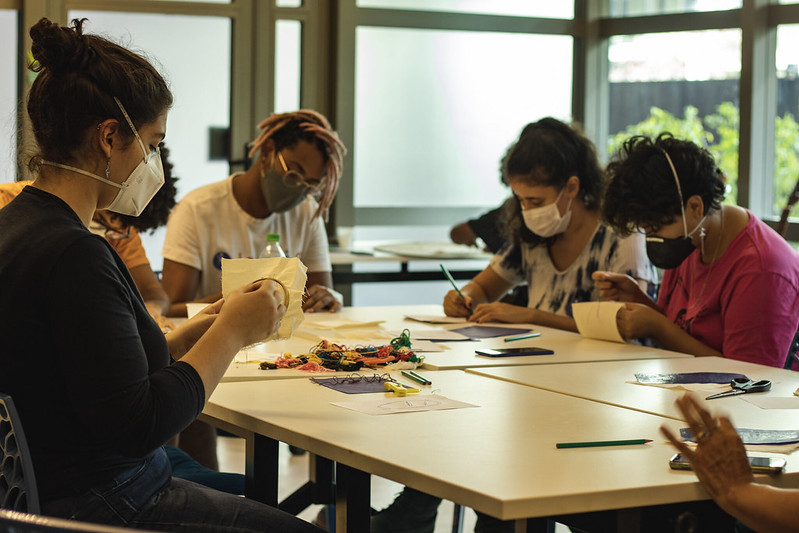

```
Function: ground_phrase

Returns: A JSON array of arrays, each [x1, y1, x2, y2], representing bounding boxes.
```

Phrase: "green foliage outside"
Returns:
[[607, 103, 799, 215]]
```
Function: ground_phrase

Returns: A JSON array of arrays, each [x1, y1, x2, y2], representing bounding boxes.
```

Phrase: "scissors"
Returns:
[[705, 377, 772, 400]]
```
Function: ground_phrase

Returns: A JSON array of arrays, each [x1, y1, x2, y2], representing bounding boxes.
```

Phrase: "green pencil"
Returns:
[[556, 439, 652, 449], [440, 264, 472, 315]]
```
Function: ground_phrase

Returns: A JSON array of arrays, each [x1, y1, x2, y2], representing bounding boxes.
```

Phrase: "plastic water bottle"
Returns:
[[259, 233, 286, 258]]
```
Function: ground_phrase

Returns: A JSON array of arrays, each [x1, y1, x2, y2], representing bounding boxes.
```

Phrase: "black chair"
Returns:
[[784, 331, 799, 370], [0, 393, 39, 513]]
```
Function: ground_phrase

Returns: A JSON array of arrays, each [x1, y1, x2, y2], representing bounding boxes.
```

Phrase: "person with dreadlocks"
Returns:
[[161, 109, 346, 319]]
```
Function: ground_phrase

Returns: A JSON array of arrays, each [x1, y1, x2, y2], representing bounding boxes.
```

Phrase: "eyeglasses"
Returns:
[[277, 151, 324, 194]]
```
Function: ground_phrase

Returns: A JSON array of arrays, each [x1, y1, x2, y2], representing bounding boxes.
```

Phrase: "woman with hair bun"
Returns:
[[0, 18, 318, 532]]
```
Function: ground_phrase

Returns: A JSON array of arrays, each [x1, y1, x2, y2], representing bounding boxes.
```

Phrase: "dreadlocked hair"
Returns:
[[248, 110, 346, 220]]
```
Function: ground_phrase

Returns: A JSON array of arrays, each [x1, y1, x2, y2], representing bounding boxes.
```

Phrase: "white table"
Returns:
[[466, 356, 799, 429], [221, 305, 693, 380], [201, 370, 799, 532]]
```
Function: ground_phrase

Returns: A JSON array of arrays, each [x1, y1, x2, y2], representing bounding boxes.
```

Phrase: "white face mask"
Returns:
[[41, 97, 164, 217], [522, 187, 573, 237]]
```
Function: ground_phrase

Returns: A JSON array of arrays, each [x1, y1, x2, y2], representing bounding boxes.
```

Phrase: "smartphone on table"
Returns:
[[475, 347, 554, 357], [669, 453, 786, 475]]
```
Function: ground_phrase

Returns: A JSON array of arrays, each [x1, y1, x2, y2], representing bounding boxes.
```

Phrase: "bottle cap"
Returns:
[[267, 233, 280, 242]]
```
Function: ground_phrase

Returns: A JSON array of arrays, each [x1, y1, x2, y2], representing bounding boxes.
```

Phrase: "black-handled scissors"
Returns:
[[705, 377, 772, 400]]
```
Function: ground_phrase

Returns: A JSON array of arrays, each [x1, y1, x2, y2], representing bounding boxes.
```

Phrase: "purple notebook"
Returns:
[[450, 325, 531, 339]]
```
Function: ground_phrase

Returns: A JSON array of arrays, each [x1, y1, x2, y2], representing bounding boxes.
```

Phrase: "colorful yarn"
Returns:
[[259, 333, 424, 372]]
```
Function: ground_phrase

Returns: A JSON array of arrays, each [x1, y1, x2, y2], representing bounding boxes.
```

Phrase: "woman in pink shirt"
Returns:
[[593, 134, 799, 367]]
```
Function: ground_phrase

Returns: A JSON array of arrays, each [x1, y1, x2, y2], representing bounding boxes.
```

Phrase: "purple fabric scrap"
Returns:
[[310, 376, 395, 394], [634, 372, 747, 384]]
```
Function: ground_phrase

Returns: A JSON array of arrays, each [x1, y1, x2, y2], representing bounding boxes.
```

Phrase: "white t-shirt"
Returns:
[[162, 174, 331, 300], [489, 224, 657, 317]]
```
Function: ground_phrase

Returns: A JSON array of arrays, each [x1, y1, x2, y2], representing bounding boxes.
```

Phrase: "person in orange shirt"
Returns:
[[0, 146, 179, 319]]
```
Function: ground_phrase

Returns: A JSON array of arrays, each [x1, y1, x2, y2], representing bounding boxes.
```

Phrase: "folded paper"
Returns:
[[221, 257, 307, 341], [572, 302, 625, 343]]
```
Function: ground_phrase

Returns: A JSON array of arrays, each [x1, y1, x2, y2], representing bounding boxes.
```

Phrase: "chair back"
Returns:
[[0, 393, 40, 513], [784, 331, 799, 370], [0, 509, 158, 532]]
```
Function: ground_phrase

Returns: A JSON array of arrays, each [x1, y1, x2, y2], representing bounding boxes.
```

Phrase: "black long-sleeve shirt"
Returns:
[[0, 186, 204, 501]]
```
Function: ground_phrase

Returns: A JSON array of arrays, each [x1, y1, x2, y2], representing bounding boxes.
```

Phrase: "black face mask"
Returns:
[[645, 236, 697, 270]]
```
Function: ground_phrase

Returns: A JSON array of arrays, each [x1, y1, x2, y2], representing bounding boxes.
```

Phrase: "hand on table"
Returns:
[[661, 394, 753, 503], [303, 284, 342, 313]]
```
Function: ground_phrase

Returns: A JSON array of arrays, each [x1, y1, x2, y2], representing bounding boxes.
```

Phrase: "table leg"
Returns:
[[335, 462, 371, 533], [245, 432, 279, 506]]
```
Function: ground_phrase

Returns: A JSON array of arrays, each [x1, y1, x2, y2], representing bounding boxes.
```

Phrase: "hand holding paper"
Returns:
[[572, 301, 626, 343], [222, 257, 308, 342]]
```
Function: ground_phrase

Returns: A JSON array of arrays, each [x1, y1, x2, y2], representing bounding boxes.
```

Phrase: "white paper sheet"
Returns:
[[186, 302, 210, 319], [331, 394, 478, 415], [572, 302, 625, 343], [742, 396, 799, 409]]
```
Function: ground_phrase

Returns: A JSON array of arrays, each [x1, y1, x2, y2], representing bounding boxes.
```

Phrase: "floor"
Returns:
[[217, 435, 478, 531], [218, 436, 570, 532]]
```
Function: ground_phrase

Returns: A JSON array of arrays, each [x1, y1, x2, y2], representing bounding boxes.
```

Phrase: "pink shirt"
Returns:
[[658, 211, 799, 368]]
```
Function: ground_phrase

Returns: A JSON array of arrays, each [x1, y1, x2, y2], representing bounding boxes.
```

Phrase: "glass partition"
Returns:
[[609, 0, 741, 17], [356, 0, 573, 19], [274, 19, 302, 113], [354, 26, 573, 210], [0, 9, 18, 183]]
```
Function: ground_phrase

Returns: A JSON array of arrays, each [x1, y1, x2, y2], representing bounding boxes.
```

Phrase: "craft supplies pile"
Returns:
[[259, 329, 424, 372]]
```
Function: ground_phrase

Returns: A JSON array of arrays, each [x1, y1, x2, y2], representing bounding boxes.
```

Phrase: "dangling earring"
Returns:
[[105, 159, 111, 180], [260, 157, 267, 179]]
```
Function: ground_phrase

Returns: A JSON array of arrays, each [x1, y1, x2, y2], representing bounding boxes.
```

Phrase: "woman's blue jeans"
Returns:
[[41, 447, 320, 532]]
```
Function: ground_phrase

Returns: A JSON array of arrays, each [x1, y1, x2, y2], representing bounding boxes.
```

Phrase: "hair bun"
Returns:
[[29, 18, 93, 75]]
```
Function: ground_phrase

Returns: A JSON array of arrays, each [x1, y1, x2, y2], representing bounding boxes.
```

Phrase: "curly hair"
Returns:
[[248, 110, 346, 221], [113, 144, 178, 233], [499, 117, 605, 246], [27, 18, 172, 170], [603, 133, 726, 236]]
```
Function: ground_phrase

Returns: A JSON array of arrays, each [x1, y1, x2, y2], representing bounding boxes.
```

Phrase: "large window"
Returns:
[[69, 10, 232, 269], [607, 29, 741, 203], [0, 9, 17, 183], [775, 24, 799, 218], [354, 27, 573, 210], [356, 0, 573, 18], [609, 0, 741, 17]]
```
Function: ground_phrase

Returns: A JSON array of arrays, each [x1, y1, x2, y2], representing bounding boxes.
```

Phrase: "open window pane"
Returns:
[[0, 9, 17, 183], [608, 29, 741, 204], [354, 26, 573, 209], [356, 0, 573, 19]]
